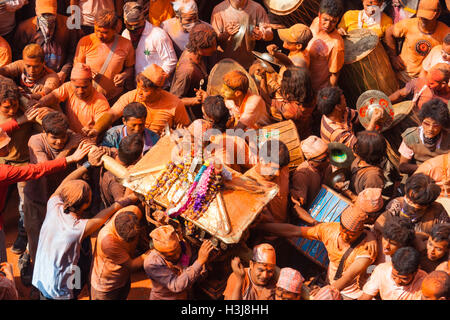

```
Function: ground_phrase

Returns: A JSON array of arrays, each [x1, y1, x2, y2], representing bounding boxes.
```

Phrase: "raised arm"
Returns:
[[332, 257, 373, 291], [82, 193, 139, 240], [255, 222, 309, 238]]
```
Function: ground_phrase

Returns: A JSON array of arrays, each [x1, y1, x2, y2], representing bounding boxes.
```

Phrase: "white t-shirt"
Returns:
[[122, 21, 177, 77], [32, 196, 88, 300], [363, 262, 426, 300]]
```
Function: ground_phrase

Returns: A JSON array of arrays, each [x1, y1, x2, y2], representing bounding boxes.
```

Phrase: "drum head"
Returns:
[[263, 0, 304, 15], [207, 58, 259, 96], [388, 100, 415, 129], [356, 90, 394, 132], [343, 29, 379, 64]]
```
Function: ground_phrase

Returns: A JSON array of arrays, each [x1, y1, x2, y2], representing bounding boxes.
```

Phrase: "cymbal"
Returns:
[[252, 51, 283, 67], [328, 142, 355, 168], [356, 90, 394, 132]]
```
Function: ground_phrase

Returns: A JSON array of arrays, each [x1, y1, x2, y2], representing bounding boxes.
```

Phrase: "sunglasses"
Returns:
[[126, 22, 145, 30], [309, 155, 329, 163]]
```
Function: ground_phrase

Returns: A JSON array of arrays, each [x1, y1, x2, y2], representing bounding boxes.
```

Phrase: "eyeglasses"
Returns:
[[309, 155, 329, 163]]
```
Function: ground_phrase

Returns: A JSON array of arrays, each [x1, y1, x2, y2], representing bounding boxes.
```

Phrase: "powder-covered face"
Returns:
[[382, 237, 402, 256], [249, 261, 275, 286], [427, 237, 449, 261], [124, 117, 146, 135], [363, 0, 382, 16], [71, 78, 93, 100], [45, 132, 69, 150], [318, 13, 340, 33], [0, 99, 19, 118], [23, 56, 45, 81], [94, 25, 116, 43], [391, 267, 415, 287], [421, 117, 442, 139]]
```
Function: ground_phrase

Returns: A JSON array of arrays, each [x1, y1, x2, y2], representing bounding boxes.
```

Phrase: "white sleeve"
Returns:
[[154, 29, 178, 75], [362, 264, 382, 297], [398, 141, 414, 160], [6, 0, 27, 11]]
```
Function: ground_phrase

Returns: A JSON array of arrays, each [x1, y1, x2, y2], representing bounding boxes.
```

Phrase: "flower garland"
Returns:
[[145, 158, 223, 234], [184, 165, 223, 234]]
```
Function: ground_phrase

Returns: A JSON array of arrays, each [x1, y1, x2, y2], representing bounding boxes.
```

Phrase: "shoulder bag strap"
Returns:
[[333, 232, 366, 281], [93, 35, 119, 89]]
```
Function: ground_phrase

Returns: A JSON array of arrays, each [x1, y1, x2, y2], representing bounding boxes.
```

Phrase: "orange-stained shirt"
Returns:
[[392, 18, 448, 78], [305, 222, 377, 299], [0, 60, 60, 96], [415, 152, 450, 198], [90, 205, 142, 293], [363, 262, 426, 300], [225, 92, 271, 129], [289, 50, 310, 68], [148, 0, 175, 27], [207, 132, 258, 172], [52, 82, 110, 134], [110, 89, 191, 135], [74, 34, 135, 101], [307, 17, 345, 92], [278, 50, 310, 82], [211, 0, 271, 70], [223, 267, 276, 300], [244, 165, 290, 223], [290, 161, 331, 209], [338, 10, 393, 38], [0, 36, 11, 68]]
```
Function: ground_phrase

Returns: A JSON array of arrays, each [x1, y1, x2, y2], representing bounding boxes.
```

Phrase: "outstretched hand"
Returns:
[[66, 142, 92, 164], [88, 146, 106, 166]]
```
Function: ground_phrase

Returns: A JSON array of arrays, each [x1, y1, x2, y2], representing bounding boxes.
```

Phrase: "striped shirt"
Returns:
[[320, 108, 358, 148]]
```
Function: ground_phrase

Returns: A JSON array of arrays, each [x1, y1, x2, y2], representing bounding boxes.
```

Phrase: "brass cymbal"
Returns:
[[252, 51, 283, 67], [356, 90, 394, 132]]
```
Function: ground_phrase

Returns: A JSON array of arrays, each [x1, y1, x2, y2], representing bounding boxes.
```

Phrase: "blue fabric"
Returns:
[[101, 125, 159, 154]]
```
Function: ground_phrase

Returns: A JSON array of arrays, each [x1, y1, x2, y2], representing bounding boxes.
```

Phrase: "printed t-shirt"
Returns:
[[392, 18, 448, 78]]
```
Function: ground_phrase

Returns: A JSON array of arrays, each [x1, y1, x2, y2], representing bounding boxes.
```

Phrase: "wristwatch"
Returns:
[[82, 161, 92, 169]]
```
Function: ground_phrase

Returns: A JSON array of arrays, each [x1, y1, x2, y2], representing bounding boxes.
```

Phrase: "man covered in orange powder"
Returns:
[[108, 64, 191, 136], [143, 225, 215, 300], [34, 63, 110, 135], [224, 243, 278, 300]]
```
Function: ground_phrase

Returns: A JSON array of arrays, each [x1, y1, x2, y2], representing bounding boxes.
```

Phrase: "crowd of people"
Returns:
[[0, 0, 449, 301]]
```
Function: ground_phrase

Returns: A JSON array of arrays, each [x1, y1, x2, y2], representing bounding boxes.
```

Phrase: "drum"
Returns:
[[290, 185, 352, 269], [263, 0, 320, 28], [260, 120, 304, 171], [339, 29, 399, 109], [207, 58, 259, 96]]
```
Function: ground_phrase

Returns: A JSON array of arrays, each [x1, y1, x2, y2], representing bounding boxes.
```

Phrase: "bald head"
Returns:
[[421, 270, 450, 300]]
